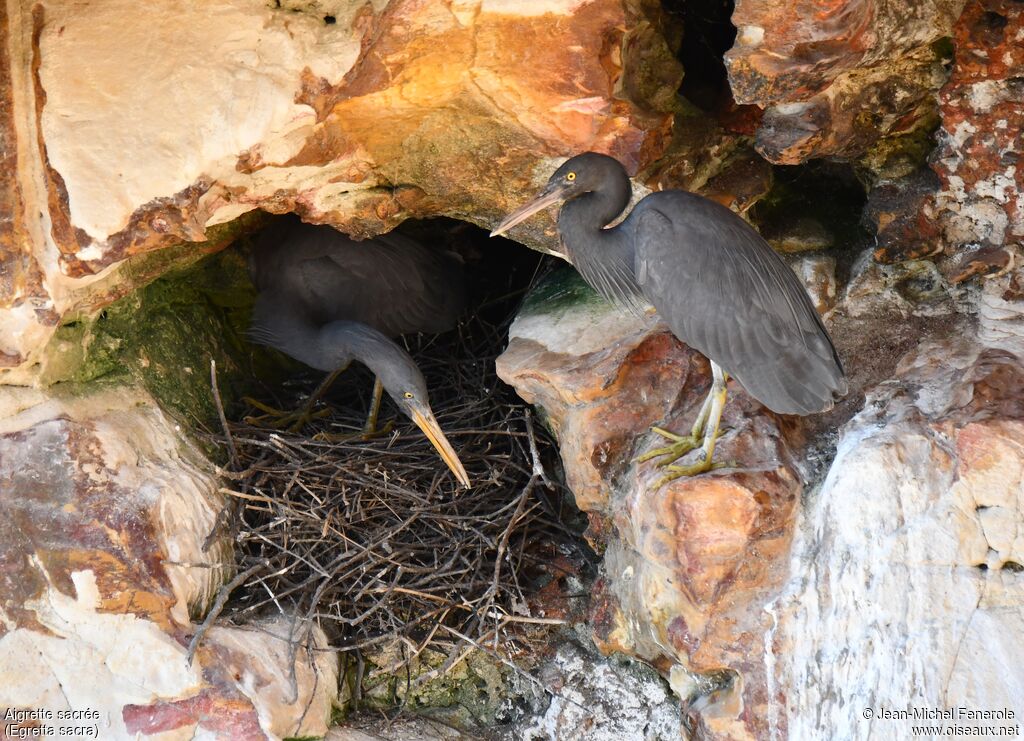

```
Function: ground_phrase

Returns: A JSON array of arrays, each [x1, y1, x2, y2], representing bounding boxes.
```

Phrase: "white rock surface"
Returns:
[[765, 332, 1024, 740], [517, 639, 682, 741], [39, 0, 367, 241]]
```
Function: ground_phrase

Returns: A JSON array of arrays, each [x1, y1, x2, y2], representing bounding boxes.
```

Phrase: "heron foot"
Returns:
[[654, 458, 734, 487], [241, 397, 331, 432], [634, 432, 700, 465], [634, 426, 729, 467]]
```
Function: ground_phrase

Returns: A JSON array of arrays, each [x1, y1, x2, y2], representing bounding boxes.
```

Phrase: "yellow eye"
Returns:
[[566, 172, 576, 181], [404, 392, 414, 399]]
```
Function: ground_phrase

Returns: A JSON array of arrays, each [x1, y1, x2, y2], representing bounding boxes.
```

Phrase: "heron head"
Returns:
[[361, 338, 471, 489], [490, 152, 623, 237]]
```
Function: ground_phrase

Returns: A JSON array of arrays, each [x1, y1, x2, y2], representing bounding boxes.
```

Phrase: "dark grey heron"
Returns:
[[247, 214, 471, 488], [491, 152, 846, 484]]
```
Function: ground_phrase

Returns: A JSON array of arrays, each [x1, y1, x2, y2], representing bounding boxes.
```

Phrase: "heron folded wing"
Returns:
[[633, 195, 846, 415], [251, 217, 465, 339]]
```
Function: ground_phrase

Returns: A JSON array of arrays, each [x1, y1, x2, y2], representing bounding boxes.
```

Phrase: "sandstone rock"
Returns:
[[863, 169, 944, 264], [726, 0, 963, 164], [496, 269, 678, 513], [930, 0, 1024, 251], [1, 0, 680, 382], [332, 636, 682, 740], [766, 217, 834, 253], [0, 385, 338, 740], [949, 243, 1019, 284], [696, 148, 774, 214], [498, 254, 1024, 738], [515, 638, 682, 741], [328, 719, 475, 740], [643, 108, 744, 196]]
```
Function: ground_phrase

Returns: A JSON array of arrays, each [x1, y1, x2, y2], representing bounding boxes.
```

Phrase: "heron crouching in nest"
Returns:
[[492, 152, 847, 486], [247, 215, 471, 489]]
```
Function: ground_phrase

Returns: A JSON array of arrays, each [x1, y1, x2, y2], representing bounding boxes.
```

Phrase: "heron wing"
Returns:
[[253, 218, 465, 337], [633, 194, 847, 414]]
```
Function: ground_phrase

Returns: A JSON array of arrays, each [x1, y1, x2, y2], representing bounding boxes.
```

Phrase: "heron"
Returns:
[[491, 153, 846, 484], [247, 214, 471, 489]]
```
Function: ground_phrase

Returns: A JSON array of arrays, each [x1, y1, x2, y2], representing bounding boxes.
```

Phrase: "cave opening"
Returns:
[[233, 215, 557, 426], [749, 159, 870, 277], [662, 0, 737, 113]]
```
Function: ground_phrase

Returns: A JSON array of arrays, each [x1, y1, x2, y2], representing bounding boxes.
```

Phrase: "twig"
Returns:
[[210, 360, 238, 466], [187, 560, 269, 664], [200, 276, 590, 702], [523, 408, 552, 489]]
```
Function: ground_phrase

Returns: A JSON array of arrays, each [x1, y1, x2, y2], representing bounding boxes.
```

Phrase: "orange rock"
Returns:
[[930, 0, 1024, 250], [726, 0, 964, 163]]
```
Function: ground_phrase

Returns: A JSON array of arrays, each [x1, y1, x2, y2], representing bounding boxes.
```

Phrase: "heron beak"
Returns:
[[490, 181, 571, 237], [410, 405, 471, 489]]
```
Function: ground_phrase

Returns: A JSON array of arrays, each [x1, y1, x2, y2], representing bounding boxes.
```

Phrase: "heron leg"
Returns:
[[361, 376, 394, 438], [311, 376, 395, 443], [634, 371, 719, 465], [655, 363, 731, 485]]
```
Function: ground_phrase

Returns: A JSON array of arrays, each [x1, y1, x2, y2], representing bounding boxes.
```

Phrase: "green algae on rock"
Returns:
[[42, 233, 288, 427]]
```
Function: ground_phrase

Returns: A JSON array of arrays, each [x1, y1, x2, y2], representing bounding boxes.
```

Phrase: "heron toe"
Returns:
[[635, 425, 728, 467], [634, 427, 702, 465], [242, 396, 331, 432], [654, 456, 731, 487]]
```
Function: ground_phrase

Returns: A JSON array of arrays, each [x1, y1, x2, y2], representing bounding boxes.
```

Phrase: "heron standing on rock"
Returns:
[[247, 214, 471, 489], [491, 153, 846, 484]]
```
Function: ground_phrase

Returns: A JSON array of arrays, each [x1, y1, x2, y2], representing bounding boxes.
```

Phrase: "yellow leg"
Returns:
[[311, 375, 393, 443], [635, 385, 715, 464], [638, 362, 732, 485], [363, 376, 385, 436]]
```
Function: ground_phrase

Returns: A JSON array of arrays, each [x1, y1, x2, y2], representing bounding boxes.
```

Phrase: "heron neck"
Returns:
[[558, 177, 632, 266], [318, 321, 403, 376], [252, 297, 406, 374]]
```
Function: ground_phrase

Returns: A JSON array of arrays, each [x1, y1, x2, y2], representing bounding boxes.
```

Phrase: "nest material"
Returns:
[[204, 286, 584, 690]]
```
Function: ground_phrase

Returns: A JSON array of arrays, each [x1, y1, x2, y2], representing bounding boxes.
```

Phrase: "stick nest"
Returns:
[[206, 286, 585, 683]]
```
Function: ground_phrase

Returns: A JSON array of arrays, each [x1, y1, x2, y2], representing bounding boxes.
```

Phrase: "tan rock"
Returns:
[[328, 716, 481, 740], [792, 254, 838, 315], [726, 0, 964, 164], [930, 0, 1024, 250]]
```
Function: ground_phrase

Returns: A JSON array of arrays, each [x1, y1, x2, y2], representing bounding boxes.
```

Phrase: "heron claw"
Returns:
[[635, 425, 729, 467], [634, 433, 701, 465]]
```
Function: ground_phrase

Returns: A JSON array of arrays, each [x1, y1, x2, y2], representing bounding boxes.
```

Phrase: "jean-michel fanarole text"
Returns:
[[876, 708, 1016, 721]]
